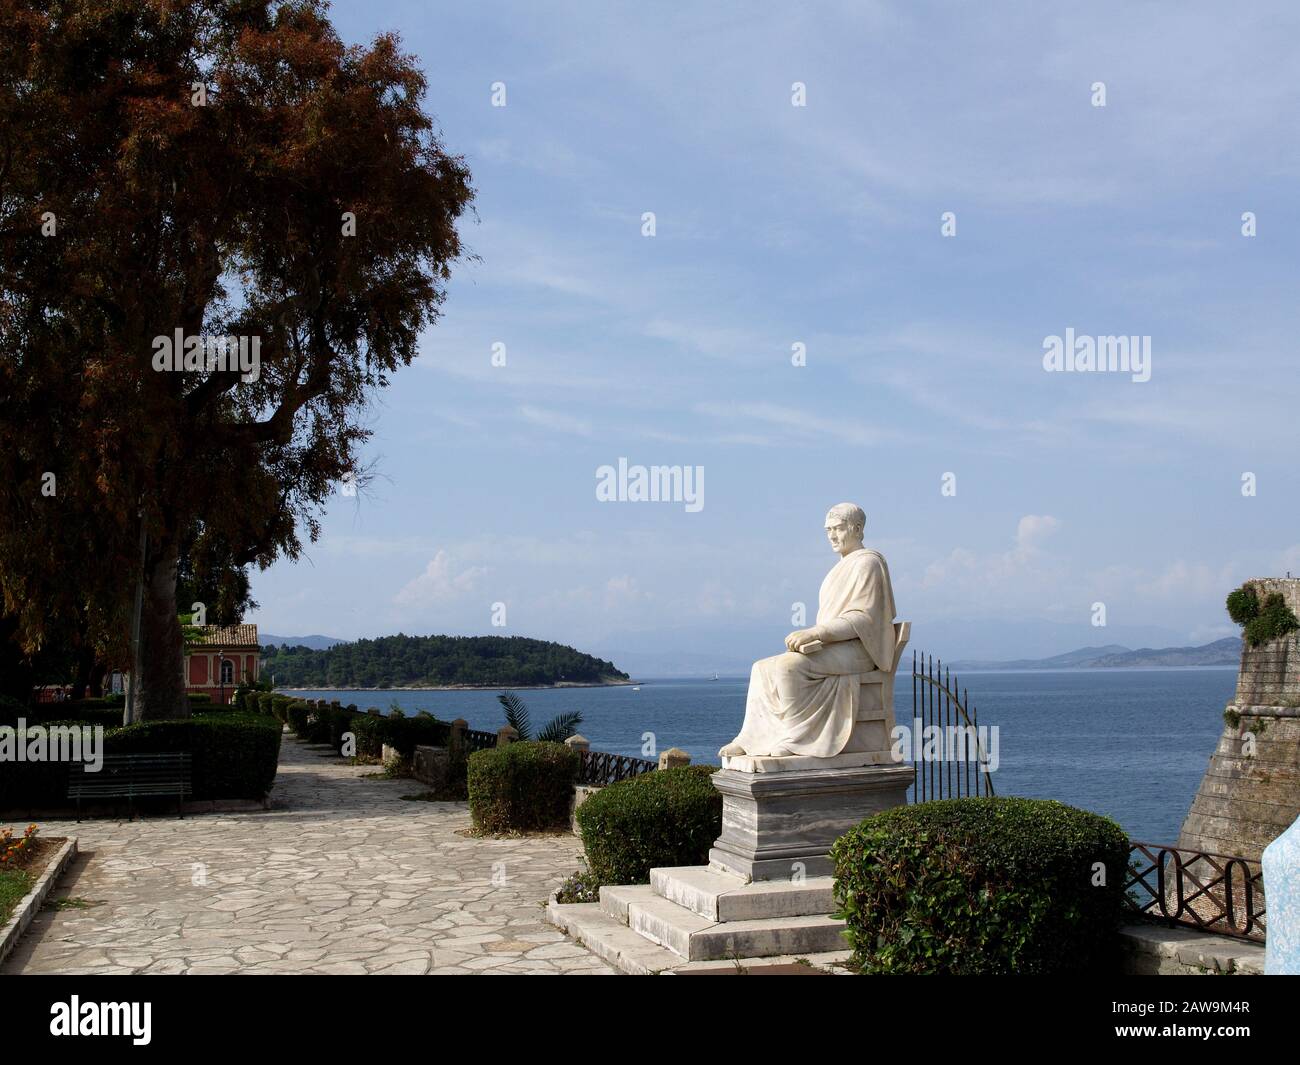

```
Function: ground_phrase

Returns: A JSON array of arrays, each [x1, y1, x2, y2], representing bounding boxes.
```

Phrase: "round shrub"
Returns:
[[467, 741, 578, 833], [576, 765, 721, 885], [285, 700, 312, 736], [323, 704, 357, 751], [381, 713, 449, 757], [830, 797, 1131, 975]]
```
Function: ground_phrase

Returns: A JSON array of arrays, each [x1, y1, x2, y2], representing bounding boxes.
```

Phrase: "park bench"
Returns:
[[67, 752, 192, 821]]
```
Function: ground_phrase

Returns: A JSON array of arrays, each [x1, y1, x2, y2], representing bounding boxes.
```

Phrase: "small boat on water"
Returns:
[[632, 686, 640, 691]]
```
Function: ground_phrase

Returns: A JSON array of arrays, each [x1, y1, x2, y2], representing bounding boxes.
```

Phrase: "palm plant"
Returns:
[[497, 691, 582, 743]]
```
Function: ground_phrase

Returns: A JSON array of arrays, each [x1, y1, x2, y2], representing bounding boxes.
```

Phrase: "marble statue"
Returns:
[[1263, 812, 1300, 974], [719, 503, 897, 761]]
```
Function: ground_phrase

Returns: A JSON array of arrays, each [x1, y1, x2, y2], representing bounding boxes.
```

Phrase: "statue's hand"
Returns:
[[785, 628, 819, 652]]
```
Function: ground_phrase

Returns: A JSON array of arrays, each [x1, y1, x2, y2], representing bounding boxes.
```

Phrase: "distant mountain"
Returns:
[[260, 634, 345, 651], [1086, 637, 1242, 669], [949, 637, 1241, 672]]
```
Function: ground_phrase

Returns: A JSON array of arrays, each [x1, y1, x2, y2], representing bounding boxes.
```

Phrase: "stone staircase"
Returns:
[[547, 865, 852, 974]]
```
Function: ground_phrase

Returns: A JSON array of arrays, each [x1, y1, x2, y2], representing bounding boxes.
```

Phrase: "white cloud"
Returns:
[[394, 551, 487, 606], [518, 404, 592, 436], [1016, 515, 1062, 552]]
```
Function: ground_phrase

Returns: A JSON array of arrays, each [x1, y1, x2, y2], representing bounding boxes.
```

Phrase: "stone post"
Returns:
[[566, 735, 593, 837], [449, 718, 468, 761], [497, 725, 519, 747], [658, 747, 690, 769]]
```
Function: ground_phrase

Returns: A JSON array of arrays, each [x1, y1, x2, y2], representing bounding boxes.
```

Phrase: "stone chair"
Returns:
[[842, 620, 910, 760]]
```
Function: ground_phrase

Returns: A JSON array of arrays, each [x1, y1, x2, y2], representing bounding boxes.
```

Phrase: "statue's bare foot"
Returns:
[[719, 742, 747, 758]]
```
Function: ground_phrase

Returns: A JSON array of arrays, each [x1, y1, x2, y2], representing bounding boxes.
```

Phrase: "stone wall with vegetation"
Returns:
[[1178, 577, 1300, 861]]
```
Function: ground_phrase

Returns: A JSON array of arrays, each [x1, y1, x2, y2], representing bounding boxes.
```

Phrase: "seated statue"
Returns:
[[720, 503, 897, 760]]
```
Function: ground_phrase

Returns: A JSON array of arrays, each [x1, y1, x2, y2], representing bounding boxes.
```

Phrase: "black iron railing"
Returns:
[[1125, 842, 1265, 942], [577, 749, 657, 787], [910, 652, 995, 802], [461, 727, 499, 753]]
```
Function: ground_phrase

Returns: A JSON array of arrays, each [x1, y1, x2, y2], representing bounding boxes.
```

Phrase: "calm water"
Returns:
[[287, 668, 1236, 844]]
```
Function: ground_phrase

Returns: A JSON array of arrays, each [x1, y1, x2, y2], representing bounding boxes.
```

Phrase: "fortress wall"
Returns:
[[1177, 578, 1300, 862]]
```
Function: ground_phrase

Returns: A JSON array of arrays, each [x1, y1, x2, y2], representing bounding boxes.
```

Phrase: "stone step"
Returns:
[[628, 894, 848, 961], [598, 883, 658, 923], [547, 898, 853, 974], [547, 901, 683, 975], [650, 865, 837, 922]]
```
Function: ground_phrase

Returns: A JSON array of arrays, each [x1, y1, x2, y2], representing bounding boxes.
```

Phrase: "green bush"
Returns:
[[285, 700, 311, 736], [41, 706, 123, 729], [467, 741, 578, 833], [299, 701, 333, 744], [0, 712, 282, 808], [576, 765, 721, 885], [269, 694, 293, 722], [326, 704, 357, 751], [350, 713, 384, 759], [380, 713, 449, 757], [1226, 582, 1300, 647], [830, 797, 1130, 975]]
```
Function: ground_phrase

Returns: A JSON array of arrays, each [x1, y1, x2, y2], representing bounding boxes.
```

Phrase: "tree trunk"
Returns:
[[139, 539, 190, 720], [87, 659, 108, 699], [70, 642, 96, 701]]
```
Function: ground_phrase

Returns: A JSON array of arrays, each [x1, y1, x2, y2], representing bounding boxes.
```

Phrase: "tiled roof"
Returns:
[[188, 623, 260, 648]]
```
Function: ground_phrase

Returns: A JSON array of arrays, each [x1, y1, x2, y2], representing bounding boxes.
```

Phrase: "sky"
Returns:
[[248, 1, 1300, 675]]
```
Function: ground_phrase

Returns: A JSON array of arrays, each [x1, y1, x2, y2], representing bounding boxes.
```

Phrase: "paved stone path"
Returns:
[[1, 736, 614, 975]]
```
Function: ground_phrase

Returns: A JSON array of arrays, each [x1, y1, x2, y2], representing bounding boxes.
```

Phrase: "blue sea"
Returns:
[[287, 667, 1237, 845]]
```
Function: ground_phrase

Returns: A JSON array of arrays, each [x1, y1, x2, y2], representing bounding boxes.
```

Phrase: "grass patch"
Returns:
[[0, 868, 33, 925], [43, 896, 101, 912]]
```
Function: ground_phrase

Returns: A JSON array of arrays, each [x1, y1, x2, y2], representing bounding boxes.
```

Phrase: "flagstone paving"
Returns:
[[1, 735, 613, 975]]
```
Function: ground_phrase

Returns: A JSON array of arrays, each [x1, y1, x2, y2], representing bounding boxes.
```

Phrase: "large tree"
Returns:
[[0, 0, 473, 717]]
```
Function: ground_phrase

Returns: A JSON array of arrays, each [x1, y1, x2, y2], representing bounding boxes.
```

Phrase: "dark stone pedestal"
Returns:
[[708, 764, 913, 882]]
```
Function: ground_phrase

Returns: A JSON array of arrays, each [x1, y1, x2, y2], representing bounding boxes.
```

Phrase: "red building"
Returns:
[[186, 624, 261, 704]]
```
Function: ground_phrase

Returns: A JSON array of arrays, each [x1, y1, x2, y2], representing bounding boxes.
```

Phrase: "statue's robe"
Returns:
[[733, 548, 897, 758]]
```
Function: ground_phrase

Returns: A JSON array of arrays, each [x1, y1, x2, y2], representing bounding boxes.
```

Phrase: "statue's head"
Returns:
[[824, 503, 866, 555]]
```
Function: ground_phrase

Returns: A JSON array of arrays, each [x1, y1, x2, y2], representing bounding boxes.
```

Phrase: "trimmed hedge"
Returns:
[[379, 713, 448, 758], [830, 797, 1130, 975], [285, 700, 312, 736], [575, 765, 721, 885], [0, 712, 282, 808], [467, 741, 578, 833], [0, 694, 26, 728]]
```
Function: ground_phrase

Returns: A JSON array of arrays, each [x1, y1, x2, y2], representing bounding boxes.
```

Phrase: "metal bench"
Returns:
[[67, 752, 192, 820]]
